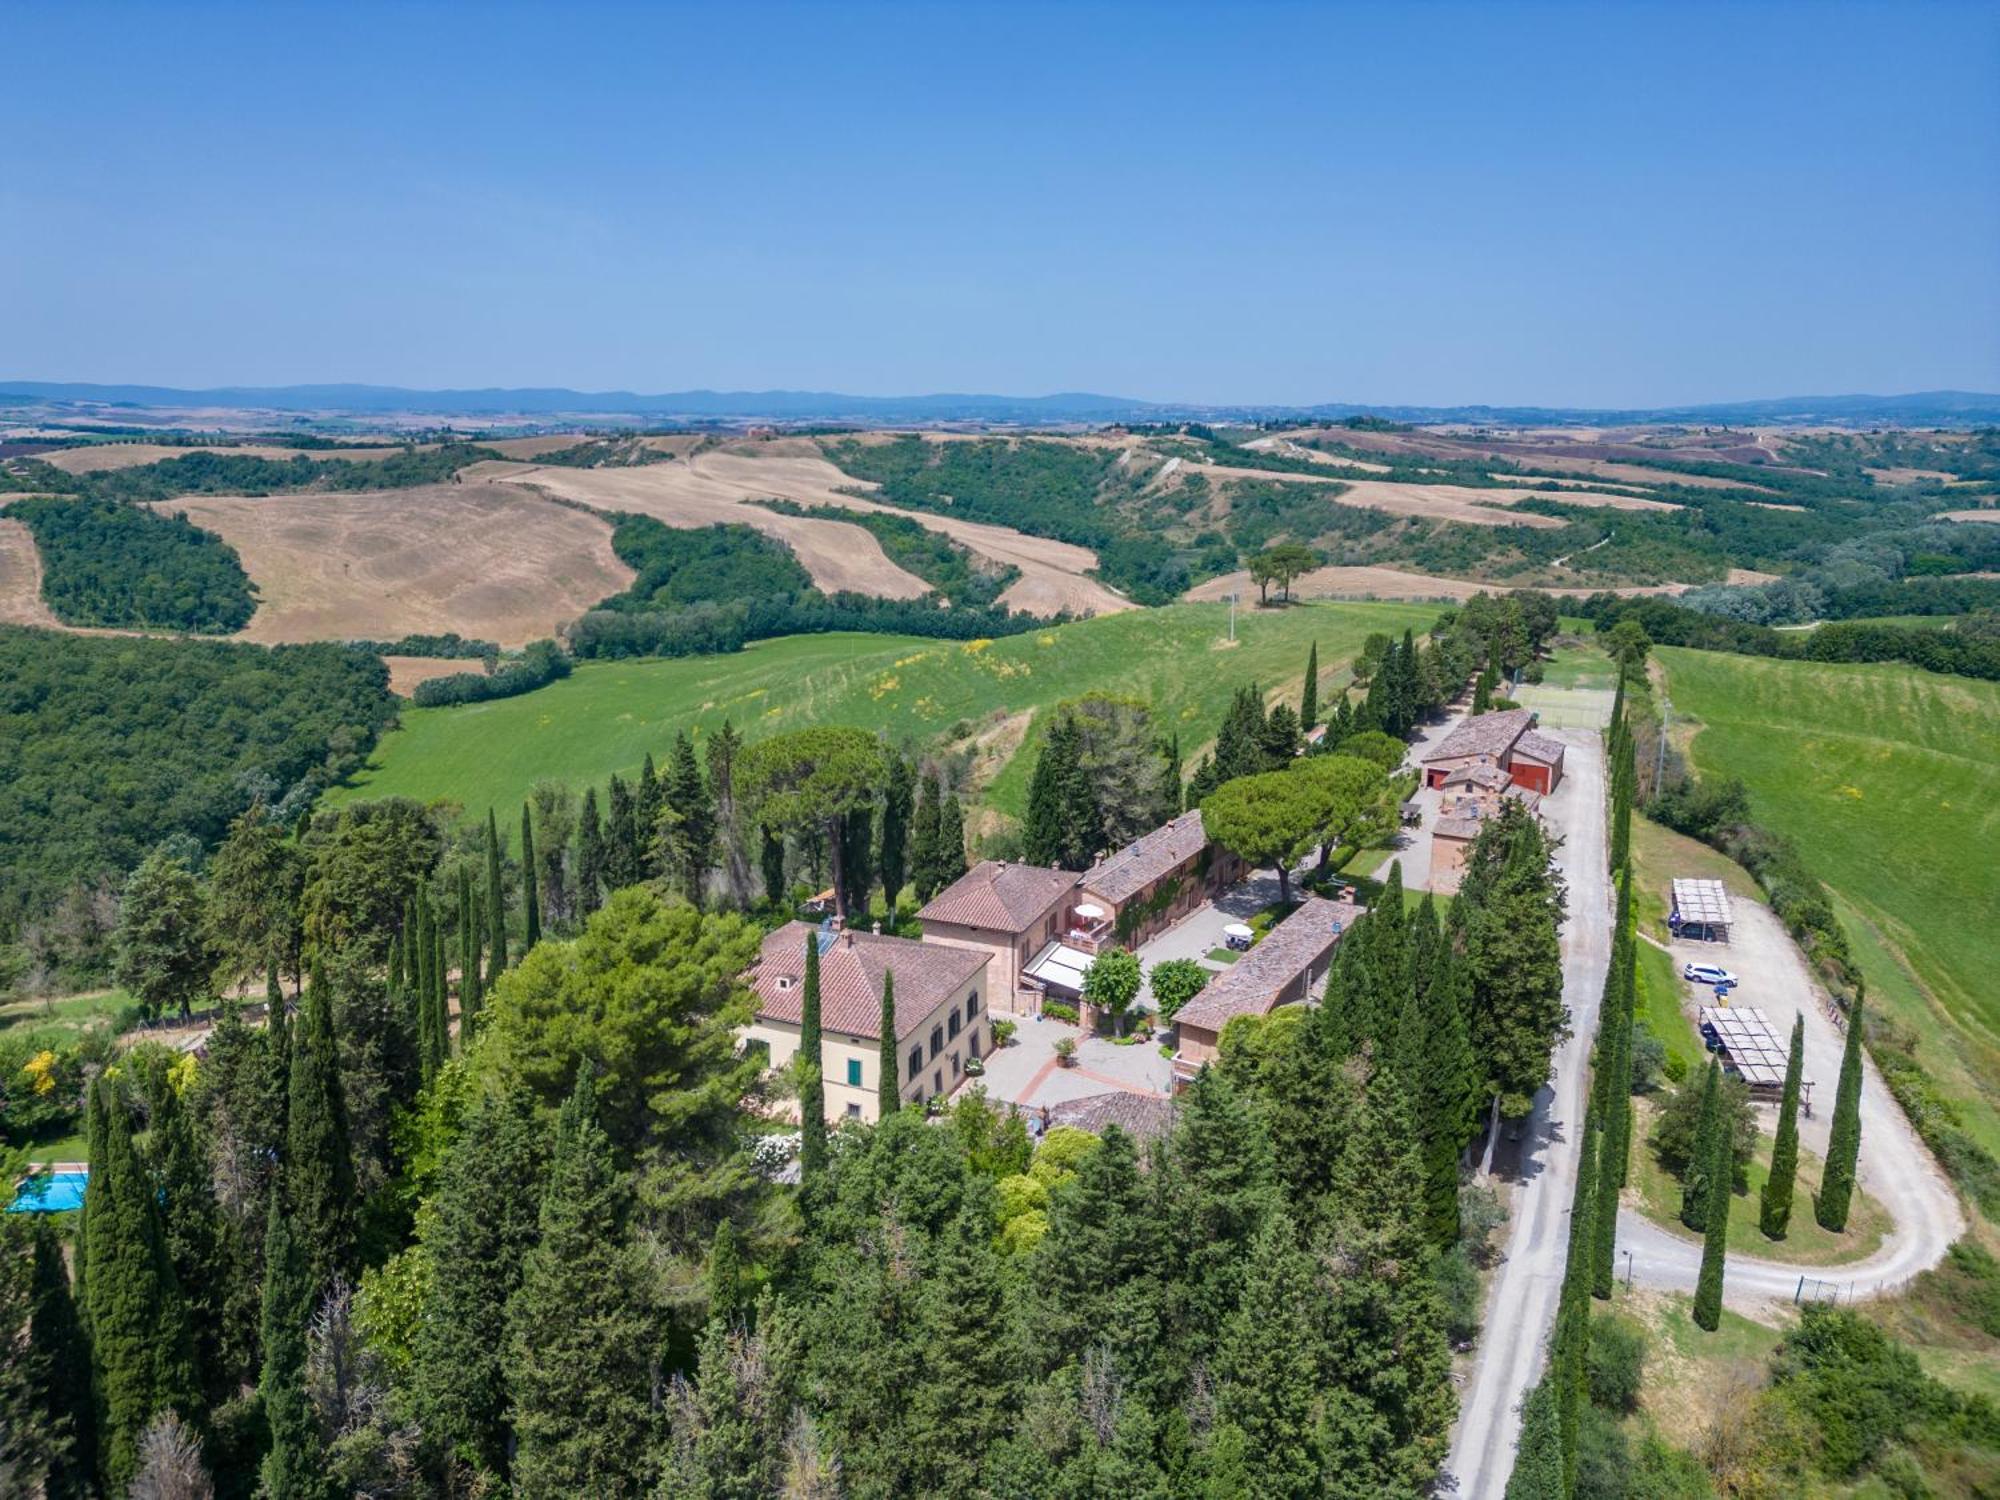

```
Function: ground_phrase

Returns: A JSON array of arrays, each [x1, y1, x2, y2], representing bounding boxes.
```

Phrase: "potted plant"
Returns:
[[1053, 1036, 1078, 1068]]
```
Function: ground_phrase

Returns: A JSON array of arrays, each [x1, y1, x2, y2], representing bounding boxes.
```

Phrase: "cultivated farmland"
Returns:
[[153, 482, 635, 647], [333, 598, 1436, 822], [1658, 646, 2000, 1156], [0, 516, 61, 627]]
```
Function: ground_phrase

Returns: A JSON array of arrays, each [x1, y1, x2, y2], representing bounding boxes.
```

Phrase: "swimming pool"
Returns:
[[7, 1170, 87, 1213]]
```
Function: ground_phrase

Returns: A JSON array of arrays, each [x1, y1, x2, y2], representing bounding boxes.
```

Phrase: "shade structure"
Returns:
[[1074, 903, 1106, 920], [1698, 1004, 1789, 1090]]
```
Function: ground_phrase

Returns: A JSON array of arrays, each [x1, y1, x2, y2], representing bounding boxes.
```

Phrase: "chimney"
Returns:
[[843, 931, 855, 948], [872, 920, 882, 935]]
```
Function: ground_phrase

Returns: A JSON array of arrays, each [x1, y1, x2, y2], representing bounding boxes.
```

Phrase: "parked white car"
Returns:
[[1682, 962, 1738, 987]]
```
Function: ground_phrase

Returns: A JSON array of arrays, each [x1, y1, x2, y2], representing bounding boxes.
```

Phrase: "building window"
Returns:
[[965, 990, 979, 1017], [907, 1046, 922, 1081], [846, 1058, 863, 1088], [933, 1070, 942, 1095], [951, 1054, 961, 1080], [947, 1011, 961, 1040], [845, 1102, 862, 1119], [930, 1026, 944, 1060]]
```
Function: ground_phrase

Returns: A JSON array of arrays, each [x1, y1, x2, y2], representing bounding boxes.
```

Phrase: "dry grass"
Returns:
[[150, 483, 634, 647], [0, 516, 61, 627], [383, 655, 483, 697], [475, 443, 1133, 618], [482, 435, 597, 460], [1938, 509, 2000, 525]]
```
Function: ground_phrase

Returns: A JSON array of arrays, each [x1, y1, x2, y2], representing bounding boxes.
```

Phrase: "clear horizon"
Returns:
[[5, 0, 1996, 407]]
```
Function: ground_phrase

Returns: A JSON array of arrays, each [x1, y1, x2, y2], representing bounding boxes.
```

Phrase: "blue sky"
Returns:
[[4, 1, 1996, 406]]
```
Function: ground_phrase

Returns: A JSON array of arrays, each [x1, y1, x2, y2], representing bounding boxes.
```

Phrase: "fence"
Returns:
[[1794, 1272, 1917, 1306]]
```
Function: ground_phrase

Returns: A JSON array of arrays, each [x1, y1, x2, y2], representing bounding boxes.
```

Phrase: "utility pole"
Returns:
[[1228, 591, 1237, 642], [1654, 695, 1671, 793]]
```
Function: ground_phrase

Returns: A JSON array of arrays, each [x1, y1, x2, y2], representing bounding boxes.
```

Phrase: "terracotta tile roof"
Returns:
[[1434, 814, 1485, 841], [1083, 809, 1210, 906], [1441, 763, 1512, 791], [1421, 708, 1534, 764], [1174, 895, 1361, 1034], [751, 922, 987, 1041], [918, 860, 1078, 932], [1515, 729, 1566, 764], [1043, 1090, 1176, 1142]]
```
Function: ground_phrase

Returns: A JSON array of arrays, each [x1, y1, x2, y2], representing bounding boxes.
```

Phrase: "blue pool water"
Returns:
[[8, 1170, 87, 1213]]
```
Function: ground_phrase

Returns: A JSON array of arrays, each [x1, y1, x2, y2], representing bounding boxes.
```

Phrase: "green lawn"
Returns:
[[1633, 936, 1701, 1082], [1539, 641, 1616, 690], [1657, 647, 2000, 1163], [1628, 1096, 1892, 1267], [333, 600, 1439, 825], [0, 988, 132, 1047]]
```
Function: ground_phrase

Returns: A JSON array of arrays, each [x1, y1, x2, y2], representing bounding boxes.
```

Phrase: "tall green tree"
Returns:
[[739, 726, 888, 922], [508, 1070, 658, 1497], [1300, 639, 1319, 730], [1023, 713, 1098, 870], [28, 1220, 96, 1499], [258, 1200, 322, 1500], [935, 788, 968, 891], [459, 862, 483, 1040], [1692, 1095, 1732, 1332], [909, 772, 943, 900], [635, 752, 664, 876], [1556, 1106, 1599, 1491], [1504, 1378, 1564, 1500], [286, 959, 356, 1295], [798, 934, 827, 1179], [660, 730, 716, 908], [878, 747, 915, 906], [486, 808, 509, 978], [1761, 1013, 1807, 1239], [1396, 946, 1479, 1245], [576, 783, 607, 917], [114, 847, 216, 1022], [1212, 1212, 1320, 1500], [84, 1080, 200, 1490], [1818, 983, 1866, 1231], [605, 774, 641, 892], [520, 801, 543, 950], [203, 800, 306, 991], [1461, 802, 1569, 1116], [1681, 1060, 1723, 1232], [877, 971, 900, 1118], [414, 1086, 547, 1479]]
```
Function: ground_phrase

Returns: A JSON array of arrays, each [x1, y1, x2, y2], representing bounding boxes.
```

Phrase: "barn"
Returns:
[[1421, 707, 1566, 795]]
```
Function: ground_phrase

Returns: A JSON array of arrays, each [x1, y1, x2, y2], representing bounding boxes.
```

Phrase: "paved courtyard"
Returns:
[[965, 1011, 1174, 1113]]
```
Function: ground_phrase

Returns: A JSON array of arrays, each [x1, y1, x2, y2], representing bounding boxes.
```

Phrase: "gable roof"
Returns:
[[918, 860, 1078, 932], [1044, 1089, 1176, 1142], [1441, 762, 1512, 791], [1174, 895, 1362, 1034], [1514, 728, 1566, 765], [751, 923, 988, 1041], [1421, 708, 1535, 764], [1083, 809, 1211, 906]]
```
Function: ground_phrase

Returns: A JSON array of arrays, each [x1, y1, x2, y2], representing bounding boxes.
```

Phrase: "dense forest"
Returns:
[[9, 495, 258, 632], [0, 628, 396, 981], [4, 444, 501, 504]]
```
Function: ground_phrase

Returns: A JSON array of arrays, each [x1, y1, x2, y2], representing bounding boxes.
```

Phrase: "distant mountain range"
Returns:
[[3, 381, 1996, 428]]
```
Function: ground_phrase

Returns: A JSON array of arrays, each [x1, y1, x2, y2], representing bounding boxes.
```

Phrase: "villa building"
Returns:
[[1419, 707, 1566, 795], [918, 860, 1082, 1013]]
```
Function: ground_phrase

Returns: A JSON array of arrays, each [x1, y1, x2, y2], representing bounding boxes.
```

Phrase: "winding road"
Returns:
[[1442, 734, 1962, 1495]]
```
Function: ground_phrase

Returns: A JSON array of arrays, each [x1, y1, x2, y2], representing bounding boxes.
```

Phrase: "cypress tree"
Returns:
[[1680, 1060, 1722, 1232], [507, 1070, 655, 1496], [432, 922, 451, 1072], [1023, 715, 1079, 868], [384, 933, 402, 1005], [1301, 640, 1319, 730], [29, 1220, 97, 1499], [576, 784, 607, 917], [1505, 1377, 1564, 1500], [485, 808, 509, 978], [877, 971, 900, 1118], [414, 1086, 547, 1478], [798, 934, 827, 1178], [1818, 982, 1866, 1232], [520, 802, 542, 951], [937, 790, 967, 889], [910, 774, 942, 900], [879, 749, 915, 906], [258, 1200, 321, 1500], [1761, 1013, 1807, 1239], [459, 863, 483, 1040], [636, 751, 663, 874], [85, 1079, 200, 1490], [266, 965, 291, 1141], [605, 774, 640, 892], [662, 729, 715, 908], [1399, 949, 1478, 1245], [706, 1220, 743, 1329], [760, 824, 787, 906], [1692, 1093, 1731, 1331], [1556, 1104, 1599, 1491], [287, 959, 356, 1295]]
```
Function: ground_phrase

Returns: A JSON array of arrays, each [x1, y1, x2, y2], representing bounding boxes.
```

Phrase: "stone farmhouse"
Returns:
[[1419, 707, 1566, 796]]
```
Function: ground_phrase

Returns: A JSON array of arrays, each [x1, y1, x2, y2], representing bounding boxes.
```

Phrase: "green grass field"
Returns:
[[1657, 646, 2000, 1159], [334, 600, 1439, 826]]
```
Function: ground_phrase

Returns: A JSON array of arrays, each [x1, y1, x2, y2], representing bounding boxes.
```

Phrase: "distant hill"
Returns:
[[3, 381, 1996, 428]]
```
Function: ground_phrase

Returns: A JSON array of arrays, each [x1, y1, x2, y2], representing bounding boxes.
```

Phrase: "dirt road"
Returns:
[[1445, 728, 1610, 1498], [1619, 905, 1963, 1309]]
